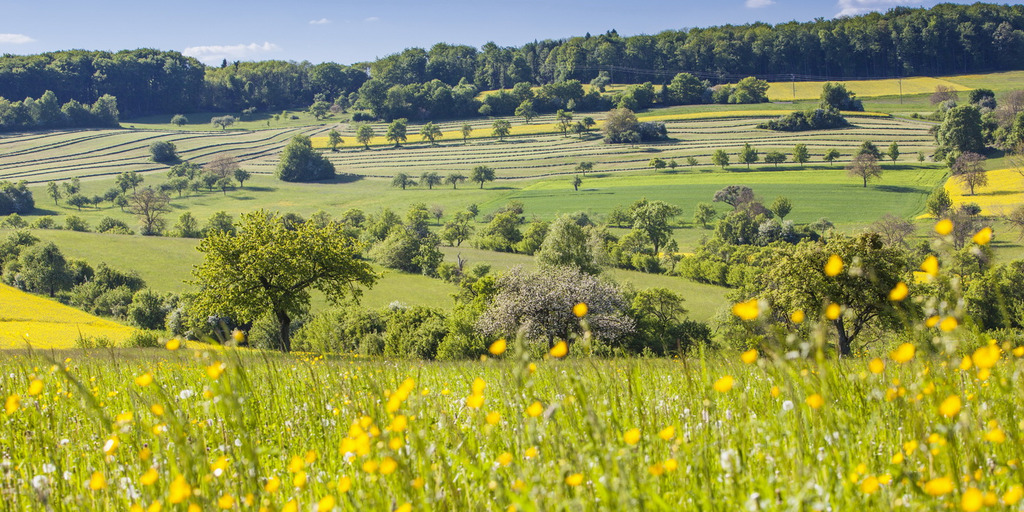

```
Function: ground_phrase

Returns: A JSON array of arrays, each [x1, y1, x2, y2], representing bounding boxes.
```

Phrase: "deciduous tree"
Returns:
[[846, 153, 882, 187]]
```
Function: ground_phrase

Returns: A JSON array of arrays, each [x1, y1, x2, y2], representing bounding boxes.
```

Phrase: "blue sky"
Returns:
[[0, 0, 980, 65]]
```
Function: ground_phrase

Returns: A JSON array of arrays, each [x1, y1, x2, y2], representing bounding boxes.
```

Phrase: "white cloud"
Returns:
[[182, 42, 280, 64], [745, 0, 775, 7], [835, 0, 906, 17], [0, 33, 34, 44], [309, 18, 330, 25], [364, 16, 380, 23]]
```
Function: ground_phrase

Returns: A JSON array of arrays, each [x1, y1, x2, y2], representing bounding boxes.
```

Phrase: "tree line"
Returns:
[[2, 3, 1023, 118]]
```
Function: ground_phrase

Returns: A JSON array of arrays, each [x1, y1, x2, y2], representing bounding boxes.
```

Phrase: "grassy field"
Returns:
[[0, 283, 135, 348], [1, 335, 1021, 510]]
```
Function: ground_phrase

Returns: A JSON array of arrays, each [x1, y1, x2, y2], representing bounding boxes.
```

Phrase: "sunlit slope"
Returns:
[[0, 283, 135, 348]]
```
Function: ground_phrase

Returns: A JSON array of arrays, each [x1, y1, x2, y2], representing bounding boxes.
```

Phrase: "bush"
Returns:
[[0, 181, 34, 215], [97, 217, 134, 235], [350, 112, 375, 122], [382, 306, 447, 359], [122, 330, 162, 348], [75, 335, 114, 349], [127, 289, 168, 330], [149, 141, 178, 163], [30, 216, 56, 229], [757, 108, 849, 131], [170, 114, 188, 126], [276, 135, 335, 182], [64, 216, 90, 232]]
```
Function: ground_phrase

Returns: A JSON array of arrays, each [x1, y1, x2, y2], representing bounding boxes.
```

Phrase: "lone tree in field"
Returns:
[[129, 187, 171, 236], [328, 129, 344, 151], [764, 151, 786, 168], [649, 158, 667, 170], [386, 118, 408, 147], [356, 124, 374, 149], [556, 109, 573, 136], [150, 141, 178, 163], [824, 148, 841, 166], [461, 123, 473, 144], [276, 135, 335, 182], [847, 153, 882, 188], [116, 171, 144, 193], [492, 119, 511, 140], [771, 196, 792, 220], [573, 175, 583, 191], [937, 105, 985, 153], [712, 149, 730, 169], [205, 154, 240, 179], [211, 115, 236, 130], [515, 100, 537, 124], [445, 172, 466, 189], [191, 210, 376, 352], [46, 182, 61, 205], [420, 171, 442, 190], [234, 168, 251, 188], [420, 122, 443, 145], [713, 185, 755, 210], [757, 233, 910, 357], [392, 173, 416, 190], [952, 151, 988, 195], [793, 144, 809, 167], [171, 114, 188, 126], [575, 161, 594, 175], [887, 142, 900, 164], [471, 165, 496, 188], [739, 144, 759, 169]]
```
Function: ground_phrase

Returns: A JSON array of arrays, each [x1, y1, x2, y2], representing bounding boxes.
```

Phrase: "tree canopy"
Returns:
[[276, 135, 335, 182], [191, 211, 377, 352]]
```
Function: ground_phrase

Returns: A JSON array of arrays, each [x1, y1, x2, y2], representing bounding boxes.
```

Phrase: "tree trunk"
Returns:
[[834, 317, 852, 357], [276, 309, 292, 352]]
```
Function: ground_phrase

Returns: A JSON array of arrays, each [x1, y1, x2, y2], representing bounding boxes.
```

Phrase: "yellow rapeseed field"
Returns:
[[0, 284, 135, 348], [945, 167, 1024, 216], [766, 76, 971, 101]]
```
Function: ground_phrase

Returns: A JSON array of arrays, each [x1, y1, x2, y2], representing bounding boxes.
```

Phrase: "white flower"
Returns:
[[782, 400, 794, 411]]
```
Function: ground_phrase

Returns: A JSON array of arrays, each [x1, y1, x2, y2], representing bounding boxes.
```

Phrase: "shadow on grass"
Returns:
[[243, 186, 278, 192], [30, 208, 60, 216], [874, 185, 923, 194]]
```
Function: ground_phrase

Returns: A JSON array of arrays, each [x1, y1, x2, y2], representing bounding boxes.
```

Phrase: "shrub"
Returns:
[[127, 289, 168, 330], [149, 141, 178, 163], [122, 330, 162, 348], [758, 108, 848, 131], [64, 215, 90, 232], [97, 217, 134, 235], [0, 181, 34, 215]]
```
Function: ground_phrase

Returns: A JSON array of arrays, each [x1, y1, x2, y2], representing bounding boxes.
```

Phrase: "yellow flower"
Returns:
[[648, 462, 665, 476], [961, 487, 983, 512], [825, 254, 844, 276], [150, 404, 164, 416], [525, 401, 543, 418], [293, 471, 308, 488], [390, 415, 408, 432], [140, 467, 158, 486], [891, 343, 915, 363], [216, 494, 234, 510], [147, 502, 163, 512], [165, 338, 181, 350], [939, 395, 962, 418], [658, 425, 675, 441], [27, 379, 43, 396], [485, 411, 501, 425], [395, 503, 412, 512], [732, 299, 759, 320], [925, 315, 940, 327], [466, 394, 484, 409], [924, 476, 954, 496], [497, 452, 513, 467], [135, 372, 154, 387], [264, 476, 280, 493], [713, 375, 735, 393], [972, 345, 1000, 369], [770, 386, 781, 398], [304, 450, 317, 464], [389, 436, 404, 450], [1003, 485, 1023, 505], [471, 377, 485, 395], [972, 227, 992, 245], [282, 500, 298, 512], [920, 255, 939, 277], [231, 329, 245, 344], [868, 358, 885, 374], [860, 475, 880, 494], [287, 455, 304, 473], [805, 393, 824, 409], [664, 458, 678, 471], [565, 473, 584, 486], [206, 362, 225, 380], [337, 476, 351, 493], [524, 446, 539, 459], [169, 475, 191, 503], [317, 496, 336, 512], [488, 339, 506, 355], [379, 457, 398, 475], [939, 317, 958, 332], [573, 302, 588, 317], [549, 341, 568, 358], [790, 309, 805, 324], [411, 477, 424, 489], [623, 428, 641, 445], [89, 471, 106, 490], [825, 303, 841, 320], [935, 219, 953, 235], [889, 282, 908, 301], [740, 349, 758, 364], [984, 427, 1006, 443]]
